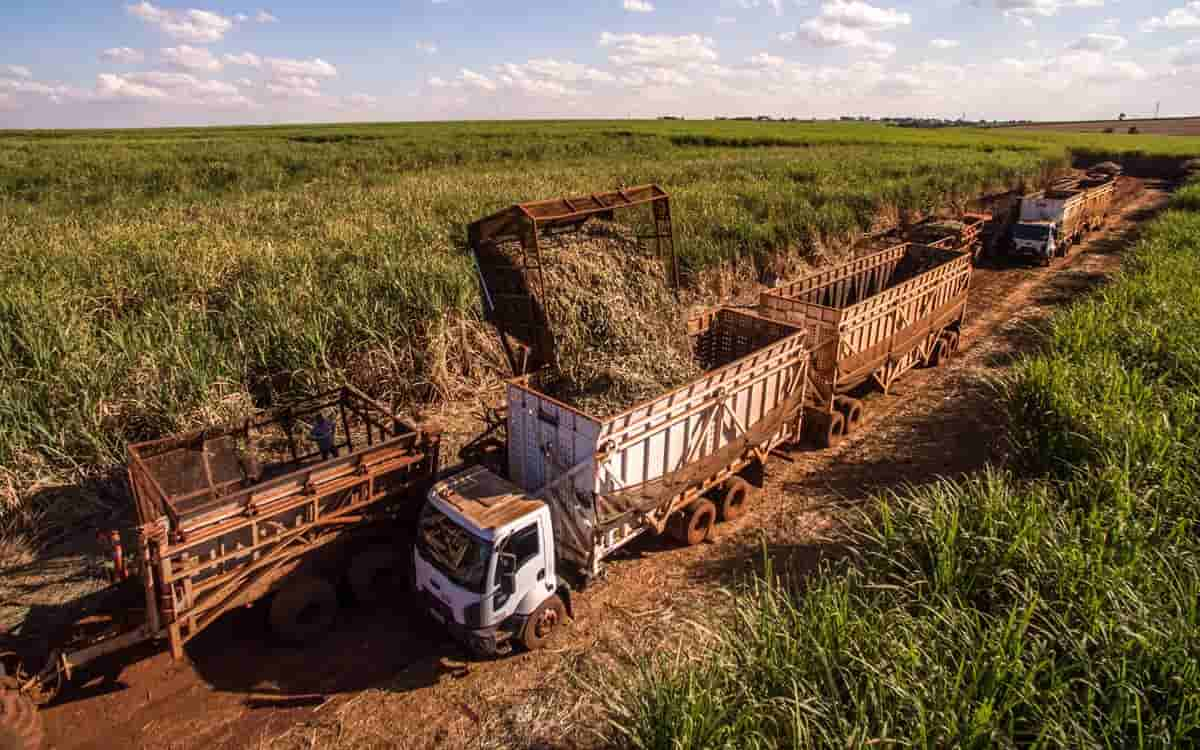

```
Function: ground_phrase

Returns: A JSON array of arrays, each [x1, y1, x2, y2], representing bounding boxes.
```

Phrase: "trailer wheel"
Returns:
[[521, 594, 567, 651], [820, 412, 846, 449], [718, 478, 755, 522], [349, 544, 402, 606], [926, 339, 950, 368], [670, 500, 716, 546], [844, 401, 864, 434], [0, 685, 42, 750], [269, 575, 339, 645]]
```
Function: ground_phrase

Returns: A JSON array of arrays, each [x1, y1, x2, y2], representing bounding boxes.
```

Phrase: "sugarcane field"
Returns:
[[5, 3, 1200, 747]]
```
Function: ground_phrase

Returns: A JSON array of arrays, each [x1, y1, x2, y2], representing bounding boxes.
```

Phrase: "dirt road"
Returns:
[[34, 180, 1171, 750]]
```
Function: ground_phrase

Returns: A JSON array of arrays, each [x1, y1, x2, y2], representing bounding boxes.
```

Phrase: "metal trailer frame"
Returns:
[[505, 308, 809, 578], [20, 386, 440, 702], [467, 185, 678, 376], [758, 243, 973, 446]]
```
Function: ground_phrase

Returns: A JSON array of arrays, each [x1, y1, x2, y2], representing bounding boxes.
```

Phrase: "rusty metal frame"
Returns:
[[468, 185, 677, 375], [70, 388, 442, 667], [759, 243, 972, 415]]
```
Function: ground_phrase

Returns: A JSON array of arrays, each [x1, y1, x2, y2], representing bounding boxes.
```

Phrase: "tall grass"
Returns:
[[603, 180, 1200, 748], [0, 121, 1197, 510]]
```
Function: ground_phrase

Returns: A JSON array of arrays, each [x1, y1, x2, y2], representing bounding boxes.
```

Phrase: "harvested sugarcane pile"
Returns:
[[532, 221, 703, 418]]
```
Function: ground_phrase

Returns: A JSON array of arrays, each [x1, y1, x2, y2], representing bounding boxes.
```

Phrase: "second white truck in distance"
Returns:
[[1008, 175, 1117, 266]]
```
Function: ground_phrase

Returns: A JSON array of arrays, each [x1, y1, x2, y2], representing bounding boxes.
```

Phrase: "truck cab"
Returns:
[[413, 466, 571, 656], [1011, 221, 1057, 264]]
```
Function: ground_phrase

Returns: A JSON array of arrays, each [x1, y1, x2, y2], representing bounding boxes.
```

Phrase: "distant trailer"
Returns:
[[758, 243, 973, 447], [4, 387, 440, 723]]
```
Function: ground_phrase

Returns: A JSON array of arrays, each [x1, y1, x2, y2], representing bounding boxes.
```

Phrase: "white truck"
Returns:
[[1008, 175, 1117, 266], [413, 308, 810, 655]]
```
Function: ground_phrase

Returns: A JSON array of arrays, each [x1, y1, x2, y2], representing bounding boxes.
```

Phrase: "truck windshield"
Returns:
[[1014, 224, 1052, 241], [416, 504, 492, 594]]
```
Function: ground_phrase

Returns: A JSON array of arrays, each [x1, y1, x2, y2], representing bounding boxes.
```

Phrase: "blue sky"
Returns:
[[2, 0, 1199, 127]]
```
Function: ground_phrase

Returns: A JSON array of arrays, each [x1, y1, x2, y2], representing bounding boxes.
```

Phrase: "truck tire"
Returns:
[[269, 575, 339, 645], [0, 687, 42, 750], [521, 594, 567, 651], [670, 500, 716, 546], [718, 478, 755, 522], [348, 544, 402, 606]]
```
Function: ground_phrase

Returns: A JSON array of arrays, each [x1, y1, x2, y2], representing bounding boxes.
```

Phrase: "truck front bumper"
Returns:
[[419, 589, 519, 657]]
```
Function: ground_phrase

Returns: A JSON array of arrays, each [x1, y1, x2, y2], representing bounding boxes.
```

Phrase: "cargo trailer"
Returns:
[[413, 308, 809, 655], [2, 387, 440, 734], [758, 243, 973, 447]]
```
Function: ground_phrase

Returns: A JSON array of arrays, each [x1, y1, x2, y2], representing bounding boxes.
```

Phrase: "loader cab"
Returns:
[[413, 466, 563, 656]]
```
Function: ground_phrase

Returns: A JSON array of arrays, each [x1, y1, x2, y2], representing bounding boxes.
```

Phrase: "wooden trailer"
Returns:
[[758, 243, 973, 446], [8, 387, 440, 712]]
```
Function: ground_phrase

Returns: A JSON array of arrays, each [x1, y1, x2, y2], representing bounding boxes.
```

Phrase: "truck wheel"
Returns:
[[670, 500, 716, 546], [348, 544, 402, 606], [0, 686, 43, 750], [269, 575, 339, 645], [521, 594, 567, 651], [718, 478, 755, 522]]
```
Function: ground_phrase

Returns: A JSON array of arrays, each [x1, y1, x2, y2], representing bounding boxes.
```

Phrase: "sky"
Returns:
[[2, 0, 1200, 128]]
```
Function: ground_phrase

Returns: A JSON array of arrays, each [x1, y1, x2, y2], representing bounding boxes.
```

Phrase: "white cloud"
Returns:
[[732, 0, 782, 15], [819, 0, 910, 30], [255, 9, 278, 23], [264, 57, 337, 77], [125, 1, 234, 43], [101, 47, 145, 63], [599, 32, 718, 67], [97, 73, 168, 99], [5, 65, 32, 78], [460, 68, 497, 91], [96, 71, 252, 107], [747, 52, 787, 67], [416, 41, 438, 54], [501, 58, 616, 83], [623, 0, 655, 11], [782, 0, 909, 58], [784, 18, 897, 57], [1141, 2, 1200, 32], [224, 51, 262, 67], [930, 38, 960, 49], [162, 44, 223, 72], [984, 0, 1105, 25], [1068, 33, 1127, 52], [267, 75, 322, 98], [1171, 39, 1200, 65]]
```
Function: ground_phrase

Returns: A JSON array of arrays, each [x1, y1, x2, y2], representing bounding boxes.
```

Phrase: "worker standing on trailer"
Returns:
[[311, 413, 338, 460]]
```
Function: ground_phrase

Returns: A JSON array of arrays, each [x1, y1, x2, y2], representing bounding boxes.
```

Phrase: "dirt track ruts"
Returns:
[[36, 179, 1171, 750]]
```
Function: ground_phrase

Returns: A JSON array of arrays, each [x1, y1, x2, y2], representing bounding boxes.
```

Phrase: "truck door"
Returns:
[[493, 520, 550, 623]]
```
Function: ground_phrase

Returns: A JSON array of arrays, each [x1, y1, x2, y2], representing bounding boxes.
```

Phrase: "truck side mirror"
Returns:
[[498, 552, 517, 595]]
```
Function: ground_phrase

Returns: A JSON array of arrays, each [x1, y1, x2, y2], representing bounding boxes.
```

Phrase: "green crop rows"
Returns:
[[1, 120, 1197, 512]]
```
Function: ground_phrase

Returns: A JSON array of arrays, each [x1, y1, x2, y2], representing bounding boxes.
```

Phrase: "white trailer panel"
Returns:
[[506, 308, 807, 527]]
